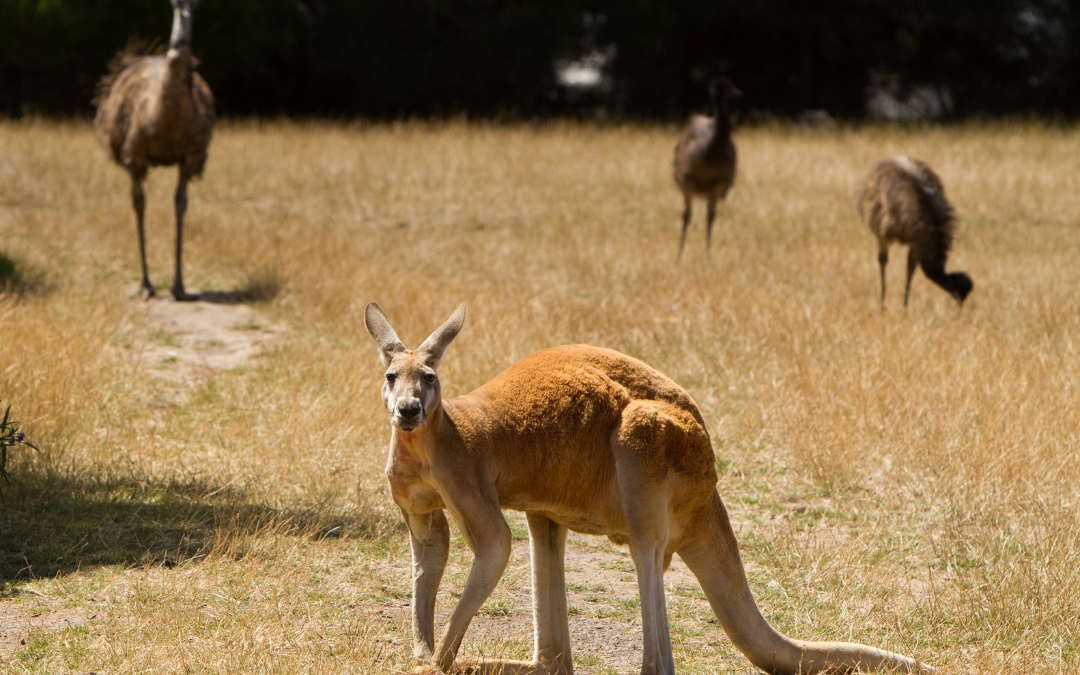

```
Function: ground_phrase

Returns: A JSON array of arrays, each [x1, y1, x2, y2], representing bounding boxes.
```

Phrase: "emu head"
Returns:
[[708, 76, 742, 104], [364, 303, 467, 433], [169, 0, 198, 51], [948, 272, 974, 305]]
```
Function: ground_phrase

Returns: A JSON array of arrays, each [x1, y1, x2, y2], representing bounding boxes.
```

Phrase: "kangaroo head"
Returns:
[[364, 303, 467, 432]]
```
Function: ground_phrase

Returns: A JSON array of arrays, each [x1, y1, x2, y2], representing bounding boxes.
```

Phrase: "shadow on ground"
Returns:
[[0, 253, 52, 298], [196, 275, 281, 305], [0, 467, 401, 581]]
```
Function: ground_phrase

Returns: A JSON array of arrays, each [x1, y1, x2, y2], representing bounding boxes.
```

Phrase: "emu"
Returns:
[[93, 0, 214, 301], [673, 76, 741, 261], [857, 157, 973, 308]]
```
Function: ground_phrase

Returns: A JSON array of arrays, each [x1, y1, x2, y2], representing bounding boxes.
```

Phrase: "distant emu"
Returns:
[[94, 0, 214, 301], [673, 76, 741, 261], [857, 157, 973, 308]]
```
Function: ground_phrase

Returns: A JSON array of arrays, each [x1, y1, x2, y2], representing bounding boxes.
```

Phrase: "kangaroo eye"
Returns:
[[423, 374, 436, 384], [385, 373, 396, 384]]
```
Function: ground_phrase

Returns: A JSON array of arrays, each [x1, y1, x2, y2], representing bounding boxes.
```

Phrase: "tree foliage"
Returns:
[[0, 0, 1077, 119]]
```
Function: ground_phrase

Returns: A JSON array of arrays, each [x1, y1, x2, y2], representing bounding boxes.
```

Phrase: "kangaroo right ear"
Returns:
[[364, 302, 407, 366]]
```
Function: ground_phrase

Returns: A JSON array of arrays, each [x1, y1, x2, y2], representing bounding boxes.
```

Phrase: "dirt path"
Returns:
[[1, 296, 752, 671], [138, 293, 282, 384], [0, 598, 91, 660], [466, 532, 704, 672], [0, 293, 282, 660], [378, 513, 759, 674]]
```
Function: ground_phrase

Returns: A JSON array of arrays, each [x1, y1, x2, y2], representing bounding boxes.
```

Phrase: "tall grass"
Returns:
[[0, 118, 1077, 673]]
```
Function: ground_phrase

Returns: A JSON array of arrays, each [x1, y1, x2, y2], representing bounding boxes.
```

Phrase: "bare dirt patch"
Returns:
[[0, 597, 92, 659], [0, 293, 282, 662], [378, 517, 740, 674], [137, 291, 282, 384]]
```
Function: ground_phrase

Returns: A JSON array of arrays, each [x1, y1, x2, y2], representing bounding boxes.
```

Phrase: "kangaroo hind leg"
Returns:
[[611, 401, 682, 675], [678, 492, 933, 674]]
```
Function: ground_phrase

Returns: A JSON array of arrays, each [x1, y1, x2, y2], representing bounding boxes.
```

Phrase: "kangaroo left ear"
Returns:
[[417, 304, 467, 369]]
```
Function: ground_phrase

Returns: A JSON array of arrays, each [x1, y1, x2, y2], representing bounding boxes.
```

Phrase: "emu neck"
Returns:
[[169, 6, 193, 51], [707, 98, 732, 152], [923, 267, 964, 298]]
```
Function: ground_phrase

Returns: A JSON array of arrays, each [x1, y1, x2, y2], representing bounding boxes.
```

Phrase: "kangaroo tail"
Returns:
[[677, 493, 933, 674]]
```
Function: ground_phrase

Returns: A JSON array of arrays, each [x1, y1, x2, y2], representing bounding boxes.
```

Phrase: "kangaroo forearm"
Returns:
[[435, 538, 512, 672], [406, 510, 450, 661]]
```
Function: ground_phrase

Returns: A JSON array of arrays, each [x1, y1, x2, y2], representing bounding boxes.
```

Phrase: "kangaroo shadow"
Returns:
[[0, 468, 401, 582]]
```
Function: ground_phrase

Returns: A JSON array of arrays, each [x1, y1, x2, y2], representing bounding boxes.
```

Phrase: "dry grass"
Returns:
[[1, 118, 1078, 673]]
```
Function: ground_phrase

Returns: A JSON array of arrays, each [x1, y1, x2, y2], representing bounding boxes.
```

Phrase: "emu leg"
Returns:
[[903, 248, 918, 309], [877, 250, 888, 309], [131, 174, 154, 300], [171, 172, 198, 301], [677, 194, 692, 262], [705, 198, 717, 253]]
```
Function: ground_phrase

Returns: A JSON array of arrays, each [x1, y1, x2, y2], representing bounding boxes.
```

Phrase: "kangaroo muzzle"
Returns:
[[394, 398, 424, 430]]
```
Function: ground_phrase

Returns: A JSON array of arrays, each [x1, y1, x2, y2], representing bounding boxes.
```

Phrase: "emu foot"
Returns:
[[140, 283, 156, 301], [170, 287, 200, 302]]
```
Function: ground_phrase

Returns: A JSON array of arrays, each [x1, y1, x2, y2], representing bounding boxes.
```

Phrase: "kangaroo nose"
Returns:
[[397, 399, 421, 418]]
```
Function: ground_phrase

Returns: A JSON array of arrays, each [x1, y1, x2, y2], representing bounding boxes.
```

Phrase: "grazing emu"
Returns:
[[673, 76, 741, 261], [94, 0, 214, 301], [858, 157, 973, 308]]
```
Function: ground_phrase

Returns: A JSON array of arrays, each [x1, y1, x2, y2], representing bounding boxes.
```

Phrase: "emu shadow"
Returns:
[[195, 276, 281, 306]]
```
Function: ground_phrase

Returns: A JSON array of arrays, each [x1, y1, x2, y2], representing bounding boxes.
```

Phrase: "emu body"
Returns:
[[93, 0, 214, 301], [673, 77, 740, 260], [365, 302, 934, 675], [857, 157, 973, 308]]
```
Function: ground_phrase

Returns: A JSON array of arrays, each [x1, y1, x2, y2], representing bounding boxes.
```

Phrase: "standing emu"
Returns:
[[93, 0, 214, 301], [673, 76, 741, 261], [858, 157, 973, 308]]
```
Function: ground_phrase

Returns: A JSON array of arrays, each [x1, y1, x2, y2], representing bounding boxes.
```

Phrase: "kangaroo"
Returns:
[[365, 302, 933, 675]]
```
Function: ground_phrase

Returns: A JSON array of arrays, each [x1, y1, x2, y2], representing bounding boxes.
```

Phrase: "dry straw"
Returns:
[[0, 118, 1077, 673]]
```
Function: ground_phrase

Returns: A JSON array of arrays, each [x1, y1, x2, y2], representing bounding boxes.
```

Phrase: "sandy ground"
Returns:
[[437, 535, 707, 672], [0, 599, 92, 661], [138, 291, 282, 381], [0, 293, 755, 671], [0, 292, 281, 660]]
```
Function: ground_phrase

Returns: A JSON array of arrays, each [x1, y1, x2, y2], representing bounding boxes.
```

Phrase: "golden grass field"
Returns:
[[1, 118, 1078, 673]]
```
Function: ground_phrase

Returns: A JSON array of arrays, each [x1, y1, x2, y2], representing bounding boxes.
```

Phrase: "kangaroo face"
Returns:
[[364, 302, 465, 433], [381, 353, 441, 432]]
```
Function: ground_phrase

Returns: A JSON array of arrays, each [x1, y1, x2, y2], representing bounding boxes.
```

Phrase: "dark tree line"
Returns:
[[1, 0, 1077, 120]]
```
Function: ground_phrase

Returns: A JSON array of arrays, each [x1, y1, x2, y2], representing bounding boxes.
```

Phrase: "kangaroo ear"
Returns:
[[364, 302, 407, 366], [417, 304, 467, 369]]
